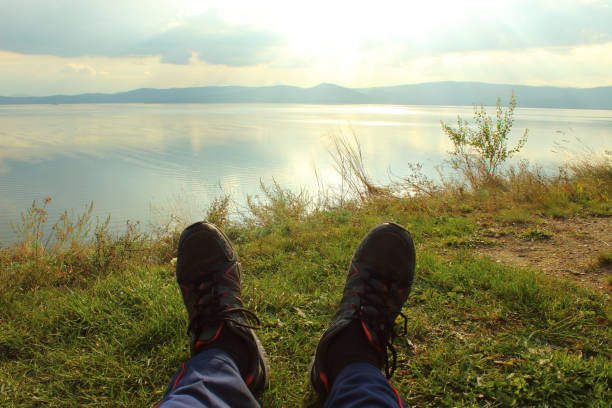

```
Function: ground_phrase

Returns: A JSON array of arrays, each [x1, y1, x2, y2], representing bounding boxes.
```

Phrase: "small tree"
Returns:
[[441, 92, 528, 189]]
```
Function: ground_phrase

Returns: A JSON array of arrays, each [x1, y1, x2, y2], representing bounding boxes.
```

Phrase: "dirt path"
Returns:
[[477, 216, 611, 292]]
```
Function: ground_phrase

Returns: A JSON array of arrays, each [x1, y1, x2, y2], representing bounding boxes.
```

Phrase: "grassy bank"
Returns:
[[1, 140, 611, 406]]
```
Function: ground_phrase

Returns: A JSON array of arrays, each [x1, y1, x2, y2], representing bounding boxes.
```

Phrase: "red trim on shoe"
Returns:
[[224, 264, 238, 281], [172, 363, 186, 389], [348, 264, 359, 278], [361, 321, 382, 352], [153, 402, 161, 408], [245, 374, 254, 385], [194, 322, 224, 352], [319, 372, 330, 393], [388, 380, 403, 408]]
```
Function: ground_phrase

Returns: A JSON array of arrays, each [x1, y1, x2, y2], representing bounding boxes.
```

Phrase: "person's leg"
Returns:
[[323, 363, 404, 408], [311, 223, 416, 407], [156, 222, 269, 407], [156, 349, 260, 408]]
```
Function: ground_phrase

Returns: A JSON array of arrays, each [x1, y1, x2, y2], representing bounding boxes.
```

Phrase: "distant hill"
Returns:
[[1, 81, 611, 109], [358, 82, 612, 109]]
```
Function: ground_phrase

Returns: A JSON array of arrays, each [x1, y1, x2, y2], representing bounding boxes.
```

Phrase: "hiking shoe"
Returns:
[[310, 223, 416, 395], [176, 221, 269, 396]]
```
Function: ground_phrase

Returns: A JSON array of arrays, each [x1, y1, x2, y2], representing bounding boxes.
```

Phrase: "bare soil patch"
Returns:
[[477, 216, 612, 292]]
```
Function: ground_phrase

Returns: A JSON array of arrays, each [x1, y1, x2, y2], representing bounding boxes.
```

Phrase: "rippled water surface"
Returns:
[[1, 103, 611, 243]]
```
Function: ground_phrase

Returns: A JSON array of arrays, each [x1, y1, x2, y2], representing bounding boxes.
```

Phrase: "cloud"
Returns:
[[0, 1, 282, 66], [63, 63, 97, 76], [1, 0, 611, 93], [369, 0, 612, 61], [134, 13, 283, 66]]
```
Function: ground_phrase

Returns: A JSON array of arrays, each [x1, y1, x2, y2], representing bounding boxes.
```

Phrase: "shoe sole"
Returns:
[[250, 328, 271, 396]]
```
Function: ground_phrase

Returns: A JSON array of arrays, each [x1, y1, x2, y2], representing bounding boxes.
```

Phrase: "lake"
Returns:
[[1, 103, 611, 244]]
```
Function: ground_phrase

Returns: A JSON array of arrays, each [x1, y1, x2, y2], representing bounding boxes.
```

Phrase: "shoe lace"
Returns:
[[187, 274, 262, 337], [354, 267, 408, 379]]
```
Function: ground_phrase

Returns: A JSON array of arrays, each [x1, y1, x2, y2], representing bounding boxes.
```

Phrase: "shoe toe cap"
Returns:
[[177, 222, 236, 281], [354, 223, 415, 283]]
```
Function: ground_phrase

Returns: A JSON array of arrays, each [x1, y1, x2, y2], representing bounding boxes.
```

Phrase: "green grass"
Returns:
[[1, 192, 611, 407], [1, 145, 611, 407], [518, 227, 554, 242]]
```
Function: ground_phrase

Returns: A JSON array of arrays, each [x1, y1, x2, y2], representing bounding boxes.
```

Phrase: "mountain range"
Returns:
[[1, 82, 611, 109]]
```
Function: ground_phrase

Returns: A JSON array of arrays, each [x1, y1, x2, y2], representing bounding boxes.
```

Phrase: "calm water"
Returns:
[[1, 103, 610, 243]]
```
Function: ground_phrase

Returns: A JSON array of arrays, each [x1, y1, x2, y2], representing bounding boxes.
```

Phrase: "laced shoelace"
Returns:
[[354, 268, 408, 379], [187, 276, 262, 337]]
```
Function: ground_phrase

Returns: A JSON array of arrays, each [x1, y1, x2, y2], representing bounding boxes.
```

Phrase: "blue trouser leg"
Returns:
[[323, 362, 404, 408], [155, 352, 401, 407], [155, 349, 260, 408]]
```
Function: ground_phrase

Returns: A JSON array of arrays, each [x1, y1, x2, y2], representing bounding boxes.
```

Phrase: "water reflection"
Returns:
[[1, 103, 610, 242]]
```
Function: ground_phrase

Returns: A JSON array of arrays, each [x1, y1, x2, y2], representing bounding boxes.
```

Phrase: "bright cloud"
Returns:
[[63, 64, 98, 76], [0, 0, 611, 95]]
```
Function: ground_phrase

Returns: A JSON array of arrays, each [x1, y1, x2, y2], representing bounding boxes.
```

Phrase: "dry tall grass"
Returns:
[[328, 130, 392, 203], [325, 130, 610, 218], [4, 199, 149, 289]]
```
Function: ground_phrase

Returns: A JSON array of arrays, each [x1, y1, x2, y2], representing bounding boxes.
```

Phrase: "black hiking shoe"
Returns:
[[176, 222, 269, 396], [310, 223, 416, 395]]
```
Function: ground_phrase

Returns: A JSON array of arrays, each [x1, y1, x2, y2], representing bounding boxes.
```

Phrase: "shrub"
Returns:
[[205, 194, 231, 229], [441, 92, 528, 190], [247, 179, 312, 227]]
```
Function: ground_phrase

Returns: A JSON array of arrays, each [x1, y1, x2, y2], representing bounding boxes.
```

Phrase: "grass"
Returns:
[[596, 252, 612, 288], [518, 227, 554, 242], [597, 251, 612, 268], [1, 138, 611, 407]]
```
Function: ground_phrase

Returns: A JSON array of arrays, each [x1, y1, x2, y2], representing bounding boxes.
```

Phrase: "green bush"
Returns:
[[441, 92, 528, 189]]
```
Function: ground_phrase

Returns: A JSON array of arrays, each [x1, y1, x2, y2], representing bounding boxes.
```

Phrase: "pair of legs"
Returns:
[[156, 222, 416, 407]]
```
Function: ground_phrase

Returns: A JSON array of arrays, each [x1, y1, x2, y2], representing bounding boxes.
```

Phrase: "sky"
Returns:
[[0, 0, 611, 96]]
